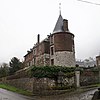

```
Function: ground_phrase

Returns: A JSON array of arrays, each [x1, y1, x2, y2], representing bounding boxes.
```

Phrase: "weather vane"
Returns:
[[59, 3, 61, 15]]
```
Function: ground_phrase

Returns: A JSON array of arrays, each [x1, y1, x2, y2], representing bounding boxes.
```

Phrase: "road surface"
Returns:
[[0, 88, 34, 100], [36, 89, 97, 100], [0, 88, 97, 100]]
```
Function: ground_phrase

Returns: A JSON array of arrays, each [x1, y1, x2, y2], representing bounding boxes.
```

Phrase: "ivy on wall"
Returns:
[[28, 66, 75, 79]]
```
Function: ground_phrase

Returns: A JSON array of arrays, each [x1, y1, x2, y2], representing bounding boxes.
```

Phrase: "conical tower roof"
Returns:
[[53, 14, 64, 33]]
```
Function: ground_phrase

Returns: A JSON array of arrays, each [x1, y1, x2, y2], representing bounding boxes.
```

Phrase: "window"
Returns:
[[72, 36, 74, 40], [72, 45, 74, 52], [51, 59, 54, 65], [50, 36, 53, 44], [34, 58, 36, 65], [50, 35, 54, 45], [51, 47, 54, 55], [28, 62, 30, 66], [33, 49, 36, 55]]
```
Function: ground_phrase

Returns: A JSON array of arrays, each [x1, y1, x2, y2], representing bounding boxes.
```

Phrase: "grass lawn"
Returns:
[[0, 83, 33, 96]]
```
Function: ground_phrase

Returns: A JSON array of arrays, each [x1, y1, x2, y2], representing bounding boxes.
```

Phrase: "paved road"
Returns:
[[65, 89, 96, 100], [0, 88, 34, 100], [0, 88, 97, 100], [37, 89, 97, 100]]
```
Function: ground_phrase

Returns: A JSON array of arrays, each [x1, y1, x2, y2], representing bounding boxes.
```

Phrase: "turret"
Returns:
[[50, 14, 75, 67]]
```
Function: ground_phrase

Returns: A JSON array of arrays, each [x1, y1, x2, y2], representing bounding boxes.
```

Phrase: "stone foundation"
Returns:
[[54, 51, 75, 67]]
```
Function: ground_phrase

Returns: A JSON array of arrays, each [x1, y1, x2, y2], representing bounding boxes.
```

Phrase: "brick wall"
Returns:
[[96, 56, 100, 66], [54, 32, 74, 52]]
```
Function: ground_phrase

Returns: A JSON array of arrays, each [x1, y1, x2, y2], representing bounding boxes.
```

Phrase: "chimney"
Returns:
[[63, 19, 69, 32], [37, 34, 40, 44]]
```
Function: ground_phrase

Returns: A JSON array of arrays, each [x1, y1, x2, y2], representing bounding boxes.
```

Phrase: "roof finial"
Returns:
[[59, 3, 61, 15]]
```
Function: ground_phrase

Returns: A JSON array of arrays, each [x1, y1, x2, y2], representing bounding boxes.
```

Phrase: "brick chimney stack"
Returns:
[[63, 19, 69, 31], [37, 34, 40, 44]]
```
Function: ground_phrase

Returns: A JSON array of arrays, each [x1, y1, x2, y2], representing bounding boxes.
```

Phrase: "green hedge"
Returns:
[[28, 66, 75, 79]]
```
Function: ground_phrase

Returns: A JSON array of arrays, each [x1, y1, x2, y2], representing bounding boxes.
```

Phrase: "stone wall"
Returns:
[[54, 51, 75, 67], [80, 69, 99, 86], [6, 78, 34, 92], [0, 75, 75, 94], [1, 68, 98, 93], [0, 77, 56, 93], [36, 54, 50, 66]]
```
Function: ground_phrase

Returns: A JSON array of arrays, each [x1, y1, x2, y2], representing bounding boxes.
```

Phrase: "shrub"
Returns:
[[28, 66, 75, 79]]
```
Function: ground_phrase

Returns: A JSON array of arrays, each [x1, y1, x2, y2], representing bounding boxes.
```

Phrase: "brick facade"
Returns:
[[53, 32, 74, 52], [96, 55, 100, 66]]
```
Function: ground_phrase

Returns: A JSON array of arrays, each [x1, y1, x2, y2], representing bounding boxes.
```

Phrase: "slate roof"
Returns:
[[53, 14, 64, 33]]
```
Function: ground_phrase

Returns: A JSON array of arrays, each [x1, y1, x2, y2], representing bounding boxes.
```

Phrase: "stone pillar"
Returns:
[[75, 70, 80, 87]]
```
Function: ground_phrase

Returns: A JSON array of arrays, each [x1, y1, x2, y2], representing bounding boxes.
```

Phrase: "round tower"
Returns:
[[50, 14, 75, 67]]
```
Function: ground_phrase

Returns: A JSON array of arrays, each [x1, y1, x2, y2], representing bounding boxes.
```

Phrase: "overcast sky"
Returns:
[[0, 0, 100, 63]]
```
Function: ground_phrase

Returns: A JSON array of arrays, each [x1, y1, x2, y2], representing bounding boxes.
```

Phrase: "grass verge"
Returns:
[[0, 83, 98, 96], [0, 83, 33, 96]]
